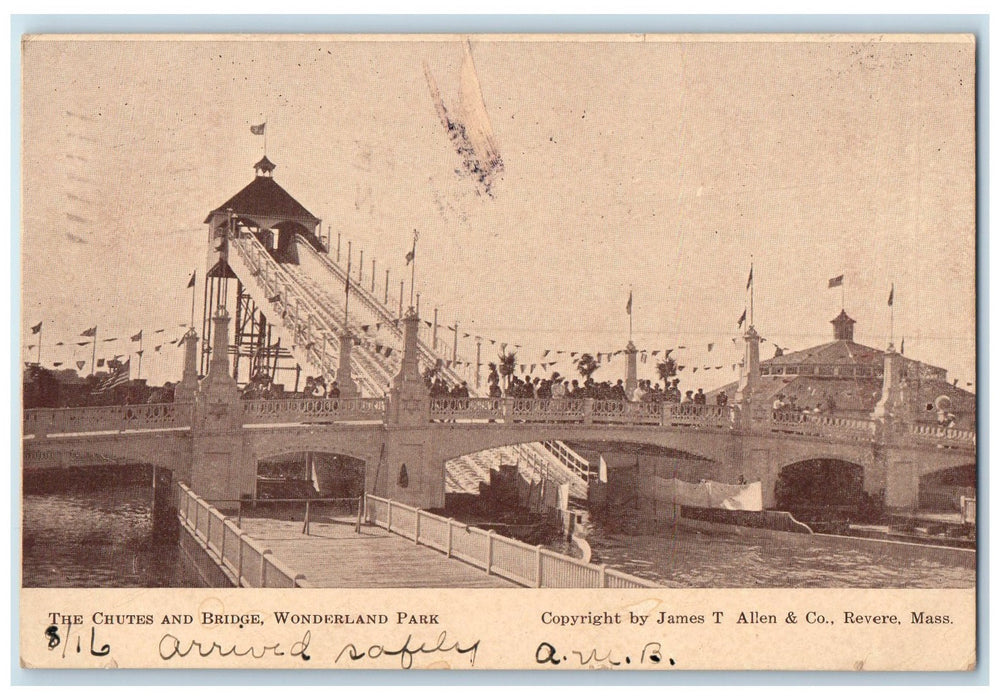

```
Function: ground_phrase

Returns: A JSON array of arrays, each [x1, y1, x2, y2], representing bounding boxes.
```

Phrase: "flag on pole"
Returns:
[[187, 270, 196, 288], [250, 122, 266, 135], [98, 358, 130, 391], [737, 309, 747, 328], [828, 274, 844, 288], [888, 283, 894, 306], [31, 322, 42, 334], [130, 331, 142, 342], [81, 327, 97, 337], [405, 229, 418, 265], [598, 455, 608, 483], [626, 291, 632, 315], [746, 264, 753, 290], [900, 338, 905, 354]]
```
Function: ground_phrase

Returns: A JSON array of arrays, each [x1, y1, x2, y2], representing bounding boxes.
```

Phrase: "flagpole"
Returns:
[[91, 326, 97, 377], [137, 334, 143, 380], [409, 231, 417, 310], [37, 326, 42, 365], [345, 241, 352, 329], [749, 257, 755, 328], [890, 282, 895, 348], [628, 287, 633, 342], [190, 271, 197, 329]]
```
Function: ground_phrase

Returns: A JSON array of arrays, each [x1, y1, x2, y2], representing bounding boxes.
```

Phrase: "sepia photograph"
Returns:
[[17, 31, 978, 670]]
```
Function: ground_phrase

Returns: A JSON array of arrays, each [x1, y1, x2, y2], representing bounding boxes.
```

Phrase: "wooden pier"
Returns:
[[238, 516, 518, 588]]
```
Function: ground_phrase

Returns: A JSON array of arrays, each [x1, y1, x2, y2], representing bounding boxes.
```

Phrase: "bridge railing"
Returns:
[[242, 397, 387, 425], [903, 422, 977, 449], [663, 403, 735, 429], [176, 483, 309, 588], [754, 409, 877, 442], [428, 397, 737, 431], [23, 402, 193, 437], [364, 494, 653, 589]]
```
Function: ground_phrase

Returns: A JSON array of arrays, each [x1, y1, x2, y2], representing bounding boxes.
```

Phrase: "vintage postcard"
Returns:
[[19, 33, 977, 671]]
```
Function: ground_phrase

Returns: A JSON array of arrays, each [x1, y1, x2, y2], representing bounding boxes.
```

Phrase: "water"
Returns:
[[580, 517, 975, 588], [22, 467, 204, 588]]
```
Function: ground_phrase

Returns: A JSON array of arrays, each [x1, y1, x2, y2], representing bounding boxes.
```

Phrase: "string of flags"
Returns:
[[23, 321, 193, 368]]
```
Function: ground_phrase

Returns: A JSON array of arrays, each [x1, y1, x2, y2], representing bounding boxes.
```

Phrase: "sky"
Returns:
[[20, 35, 977, 390]]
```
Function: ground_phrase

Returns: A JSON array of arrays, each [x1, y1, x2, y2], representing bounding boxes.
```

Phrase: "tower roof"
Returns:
[[830, 309, 856, 341], [205, 168, 319, 225]]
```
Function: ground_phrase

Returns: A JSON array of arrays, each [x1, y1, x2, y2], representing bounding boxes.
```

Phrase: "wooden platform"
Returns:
[[239, 516, 519, 588]]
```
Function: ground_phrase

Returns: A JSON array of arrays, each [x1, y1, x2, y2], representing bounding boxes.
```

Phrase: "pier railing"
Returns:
[[242, 397, 387, 425], [176, 483, 309, 588], [364, 494, 652, 589], [24, 402, 192, 438]]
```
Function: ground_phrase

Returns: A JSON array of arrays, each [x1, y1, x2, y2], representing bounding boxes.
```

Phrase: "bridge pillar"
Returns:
[[624, 341, 638, 397], [885, 457, 918, 512], [337, 332, 359, 398], [375, 308, 440, 509], [151, 465, 179, 542], [872, 345, 910, 421], [190, 306, 255, 504], [388, 307, 430, 425], [734, 325, 761, 428], [175, 327, 200, 403]]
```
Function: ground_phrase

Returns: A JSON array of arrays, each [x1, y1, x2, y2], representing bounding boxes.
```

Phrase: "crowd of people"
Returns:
[[240, 371, 344, 400], [422, 363, 731, 408]]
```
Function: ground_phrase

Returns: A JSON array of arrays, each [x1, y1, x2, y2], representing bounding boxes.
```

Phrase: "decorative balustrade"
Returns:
[[242, 397, 387, 425], [591, 399, 663, 425], [364, 495, 652, 588], [663, 403, 734, 429], [24, 402, 193, 437], [905, 422, 977, 448], [758, 409, 877, 442], [23, 395, 975, 451]]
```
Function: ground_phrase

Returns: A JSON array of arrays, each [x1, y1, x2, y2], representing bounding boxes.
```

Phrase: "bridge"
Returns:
[[22, 158, 977, 531]]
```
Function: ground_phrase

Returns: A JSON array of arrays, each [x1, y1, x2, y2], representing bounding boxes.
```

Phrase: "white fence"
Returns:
[[364, 494, 651, 589], [176, 483, 309, 588]]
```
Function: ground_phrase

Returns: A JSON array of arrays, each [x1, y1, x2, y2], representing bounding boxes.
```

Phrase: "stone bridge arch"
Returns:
[[916, 462, 977, 512], [424, 423, 736, 467], [773, 457, 872, 518], [246, 425, 384, 468]]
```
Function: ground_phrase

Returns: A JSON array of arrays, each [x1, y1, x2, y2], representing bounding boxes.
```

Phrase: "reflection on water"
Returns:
[[580, 518, 975, 588], [22, 467, 204, 588]]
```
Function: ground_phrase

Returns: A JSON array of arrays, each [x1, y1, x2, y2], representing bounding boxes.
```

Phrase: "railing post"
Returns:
[[486, 530, 495, 574], [261, 549, 271, 588], [600, 564, 608, 588], [387, 500, 393, 532], [237, 533, 246, 587], [414, 510, 421, 544], [193, 498, 200, 539], [205, 511, 211, 547], [535, 545, 543, 588], [583, 398, 594, 424], [219, 518, 227, 566], [302, 500, 311, 535], [446, 519, 454, 558]]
